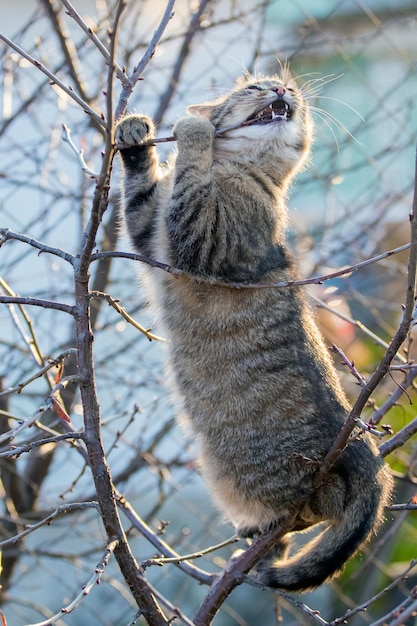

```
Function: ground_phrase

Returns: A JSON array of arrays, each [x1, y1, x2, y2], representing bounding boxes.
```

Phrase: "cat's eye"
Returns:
[[246, 84, 263, 91]]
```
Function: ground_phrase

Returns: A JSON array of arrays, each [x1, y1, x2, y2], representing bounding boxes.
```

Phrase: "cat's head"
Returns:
[[187, 74, 312, 178]]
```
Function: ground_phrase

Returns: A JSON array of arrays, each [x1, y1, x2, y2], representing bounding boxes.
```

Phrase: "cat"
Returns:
[[115, 74, 393, 591]]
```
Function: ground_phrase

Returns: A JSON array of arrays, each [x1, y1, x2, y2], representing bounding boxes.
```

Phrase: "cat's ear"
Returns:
[[187, 103, 215, 119]]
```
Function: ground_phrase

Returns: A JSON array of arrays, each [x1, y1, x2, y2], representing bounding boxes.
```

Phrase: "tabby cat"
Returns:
[[115, 74, 393, 591]]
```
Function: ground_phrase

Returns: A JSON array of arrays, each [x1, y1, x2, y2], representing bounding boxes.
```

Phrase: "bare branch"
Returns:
[[0, 295, 75, 315], [329, 560, 417, 625], [0, 376, 79, 444], [71, 4, 168, 620], [115, 0, 176, 119], [0, 502, 98, 548], [90, 291, 166, 342], [0, 228, 75, 264], [379, 414, 417, 457], [0, 348, 77, 398], [314, 142, 417, 484], [193, 522, 298, 626], [329, 343, 367, 387], [61, 124, 100, 179], [0, 432, 84, 460], [154, 0, 212, 125], [91, 242, 411, 291], [116, 490, 214, 586], [143, 535, 239, 567], [0, 32, 106, 128], [60, 0, 127, 82], [312, 293, 408, 363], [24, 537, 118, 626]]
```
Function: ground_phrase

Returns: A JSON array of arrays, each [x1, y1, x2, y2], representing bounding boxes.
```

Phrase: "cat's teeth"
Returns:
[[271, 102, 289, 119], [252, 101, 290, 123]]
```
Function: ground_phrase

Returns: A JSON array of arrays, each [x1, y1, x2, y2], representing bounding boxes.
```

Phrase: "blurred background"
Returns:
[[1, 1, 417, 624]]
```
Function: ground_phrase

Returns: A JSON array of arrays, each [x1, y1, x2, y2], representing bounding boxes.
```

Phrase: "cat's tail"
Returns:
[[260, 458, 392, 592]]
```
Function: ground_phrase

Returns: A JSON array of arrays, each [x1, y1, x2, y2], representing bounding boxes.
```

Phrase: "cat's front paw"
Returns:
[[173, 116, 215, 149], [115, 114, 155, 148]]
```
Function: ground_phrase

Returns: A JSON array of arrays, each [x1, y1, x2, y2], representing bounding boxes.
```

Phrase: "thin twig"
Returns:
[[91, 242, 411, 291], [114, 117, 279, 149], [60, 0, 126, 82], [380, 414, 417, 457], [246, 576, 329, 625], [389, 503, 417, 511], [115, 0, 176, 119], [134, 575, 196, 626], [0, 296, 75, 316], [0, 432, 84, 459], [314, 142, 417, 484], [0, 276, 52, 374], [115, 490, 214, 586], [0, 376, 79, 445], [371, 364, 417, 424], [25, 537, 118, 626], [153, 0, 212, 125], [372, 594, 417, 626], [329, 343, 367, 387], [61, 124, 100, 178], [143, 535, 239, 567], [90, 249, 183, 276], [0, 32, 106, 128], [0, 502, 99, 548], [329, 560, 417, 625], [0, 228, 75, 264], [0, 348, 77, 398], [90, 291, 166, 342], [356, 419, 388, 438], [312, 293, 407, 364]]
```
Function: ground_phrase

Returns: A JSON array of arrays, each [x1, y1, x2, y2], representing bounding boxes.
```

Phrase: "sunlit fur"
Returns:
[[115, 74, 393, 592]]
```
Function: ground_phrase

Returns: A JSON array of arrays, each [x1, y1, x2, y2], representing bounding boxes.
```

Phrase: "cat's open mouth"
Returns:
[[247, 99, 292, 125]]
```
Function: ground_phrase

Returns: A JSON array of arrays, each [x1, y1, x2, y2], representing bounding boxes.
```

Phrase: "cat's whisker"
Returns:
[[290, 71, 323, 84], [308, 104, 364, 147], [308, 95, 365, 122], [299, 73, 344, 95]]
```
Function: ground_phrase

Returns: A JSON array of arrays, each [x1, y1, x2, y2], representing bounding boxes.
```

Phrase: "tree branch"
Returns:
[[193, 523, 295, 626], [60, 0, 127, 83], [314, 142, 417, 484], [0, 502, 98, 548], [0, 32, 106, 128], [24, 538, 119, 626], [0, 228, 75, 264], [115, 0, 176, 119], [72, 3, 167, 621]]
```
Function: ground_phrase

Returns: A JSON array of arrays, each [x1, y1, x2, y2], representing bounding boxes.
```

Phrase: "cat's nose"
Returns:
[[272, 86, 286, 96]]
